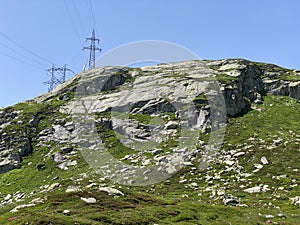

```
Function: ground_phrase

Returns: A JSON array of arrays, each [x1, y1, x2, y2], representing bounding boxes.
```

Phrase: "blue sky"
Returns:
[[0, 0, 300, 107]]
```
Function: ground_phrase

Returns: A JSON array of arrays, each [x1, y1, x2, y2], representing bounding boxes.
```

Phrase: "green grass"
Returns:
[[193, 93, 208, 108], [128, 113, 152, 124], [252, 61, 291, 74], [215, 73, 238, 84], [251, 61, 300, 81], [277, 72, 300, 82]]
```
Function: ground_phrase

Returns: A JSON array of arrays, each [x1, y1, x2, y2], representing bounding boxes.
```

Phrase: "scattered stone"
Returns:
[[224, 160, 235, 166], [189, 182, 198, 187], [47, 183, 61, 191], [81, 197, 97, 204], [53, 152, 66, 163], [234, 152, 245, 157], [224, 196, 240, 205], [244, 186, 261, 193], [265, 214, 274, 219], [290, 196, 300, 205], [52, 176, 59, 181], [142, 159, 151, 166], [164, 121, 178, 129], [152, 149, 163, 155], [273, 139, 282, 145], [244, 185, 270, 193], [217, 190, 226, 196], [10, 204, 36, 213], [254, 164, 263, 169], [85, 183, 98, 189], [261, 156, 269, 165], [57, 160, 77, 170], [241, 173, 252, 178], [99, 187, 124, 196], [66, 186, 81, 193], [63, 209, 71, 216], [4, 194, 12, 201], [30, 198, 44, 204], [179, 179, 187, 184]]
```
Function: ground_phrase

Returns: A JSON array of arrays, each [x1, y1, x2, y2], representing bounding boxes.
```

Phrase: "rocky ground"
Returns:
[[0, 59, 299, 224]]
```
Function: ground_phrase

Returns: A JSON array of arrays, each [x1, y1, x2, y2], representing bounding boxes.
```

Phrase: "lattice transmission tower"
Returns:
[[83, 29, 101, 70], [44, 64, 74, 92]]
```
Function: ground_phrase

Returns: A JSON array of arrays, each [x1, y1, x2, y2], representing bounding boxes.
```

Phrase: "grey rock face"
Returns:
[[0, 59, 299, 175], [289, 81, 300, 99]]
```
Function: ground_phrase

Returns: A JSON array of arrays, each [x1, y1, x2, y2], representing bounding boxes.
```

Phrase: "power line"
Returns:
[[0, 41, 48, 67], [0, 49, 44, 71], [88, 0, 98, 35], [72, 0, 87, 36], [64, 0, 83, 43], [0, 31, 54, 65]]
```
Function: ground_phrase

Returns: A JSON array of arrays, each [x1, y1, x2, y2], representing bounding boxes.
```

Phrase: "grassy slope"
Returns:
[[0, 93, 299, 224]]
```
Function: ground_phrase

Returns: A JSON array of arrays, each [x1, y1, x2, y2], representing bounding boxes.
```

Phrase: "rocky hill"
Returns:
[[0, 59, 299, 224]]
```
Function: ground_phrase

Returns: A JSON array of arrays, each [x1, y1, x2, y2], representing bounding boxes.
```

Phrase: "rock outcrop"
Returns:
[[0, 59, 299, 176]]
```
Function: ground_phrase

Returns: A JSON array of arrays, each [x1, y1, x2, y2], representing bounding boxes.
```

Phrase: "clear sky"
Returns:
[[0, 0, 300, 107]]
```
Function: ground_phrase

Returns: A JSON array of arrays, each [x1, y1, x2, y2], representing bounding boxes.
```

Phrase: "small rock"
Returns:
[[244, 186, 261, 193], [152, 149, 163, 155], [254, 164, 263, 169], [154, 155, 168, 163], [81, 197, 97, 204], [99, 187, 124, 196], [66, 186, 81, 193], [63, 209, 71, 215], [85, 183, 98, 189], [224, 160, 235, 166], [224, 197, 240, 205], [234, 152, 245, 157], [273, 139, 282, 145], [53, 152, 66, 163], [290, 196, 300, 205], [142, 159, 151, 166], [164, 121, 178, 129], [47, 183, 61, 191], [179, 179, 187, 183], [30, 198, 44, 204], [10, 204, 36, 213], [217, 190, 226, 196], [189, 182, 198, 187], [58, 160, 77, 170], [261, 156, 269, 165], [265, 214, 274, 219], [52, 176, 59, 181], [4, 194, 12, 201]]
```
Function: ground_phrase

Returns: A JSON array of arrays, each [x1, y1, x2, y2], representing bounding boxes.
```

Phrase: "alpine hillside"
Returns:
[[0, 59, 299, 225]]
